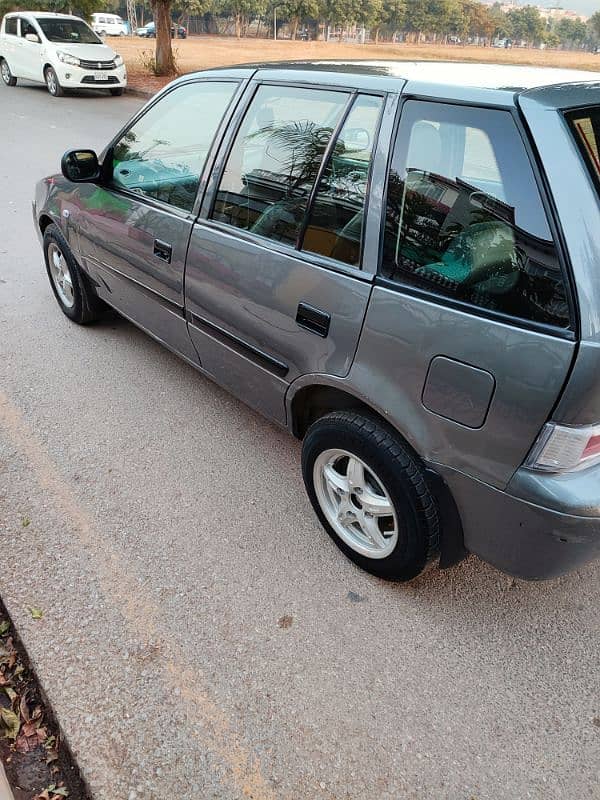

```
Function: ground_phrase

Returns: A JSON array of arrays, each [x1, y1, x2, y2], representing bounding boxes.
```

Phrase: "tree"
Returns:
[[466, 1, 500, 45], [506, 5, 544, 47], [590, 11, 600, 40], [279, 0, 319, 39], [151, 0, 211, 73], [403, 0, 433, 41], [356, 0, 384, 42], [319, 0, 360, 36], [488, 2, 508, 40], [428, 0, 455, 41], [214, 0, 266, 37], [381, 0, 405, 39], [554, 17, 586, 49], [152, 0, 176, 75], [446, 0, 468, 41], [172, 0, 212, 28], [8, 0, 98, 19]]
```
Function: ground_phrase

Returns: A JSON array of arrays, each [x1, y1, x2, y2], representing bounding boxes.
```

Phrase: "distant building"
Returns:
[[489, 2, 587, 23]]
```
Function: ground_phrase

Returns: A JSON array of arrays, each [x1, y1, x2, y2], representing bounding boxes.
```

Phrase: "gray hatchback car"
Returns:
[[34, 60, 600, 582]]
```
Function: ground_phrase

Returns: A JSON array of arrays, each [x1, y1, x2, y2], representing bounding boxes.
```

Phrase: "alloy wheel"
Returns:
[[46, 68, 57, 95], [47, 243, 75, 308], [313, 448, 399, 559]]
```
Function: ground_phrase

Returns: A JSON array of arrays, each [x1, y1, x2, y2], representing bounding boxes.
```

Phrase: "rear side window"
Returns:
[[212, 85, 350, 248], [381, 101, 571, 329], [567, 107, 600, 183], [5, 17, 17, 35], [302, 94, 383, 266]]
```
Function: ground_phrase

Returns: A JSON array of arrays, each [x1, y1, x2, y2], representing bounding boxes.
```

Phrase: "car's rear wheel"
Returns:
[[0, 59, 17, 87], [302, 411, 440, 581], [43, 224, 104, 324], [110, 87, 124, 96], [44, 66, 64, 97]]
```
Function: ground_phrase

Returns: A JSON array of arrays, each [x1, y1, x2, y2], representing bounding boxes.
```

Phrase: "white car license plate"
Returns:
[[92, 71, 110, 81]]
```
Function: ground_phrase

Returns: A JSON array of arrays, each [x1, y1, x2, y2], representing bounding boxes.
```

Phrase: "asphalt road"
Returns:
[[1, 81, 599, 800]]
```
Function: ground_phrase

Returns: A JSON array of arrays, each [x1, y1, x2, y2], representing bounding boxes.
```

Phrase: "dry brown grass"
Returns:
[[116, 34, 600, 94]]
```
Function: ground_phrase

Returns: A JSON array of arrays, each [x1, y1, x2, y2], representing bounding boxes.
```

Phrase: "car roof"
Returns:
[[241, 60, 599, 89], [183, 59, 600, 108], [8, 11, 83, 18]]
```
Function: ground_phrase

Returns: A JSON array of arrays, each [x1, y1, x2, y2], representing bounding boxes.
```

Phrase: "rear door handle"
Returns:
[[153, 239, 172, 263], [296, 302, 331, 337]]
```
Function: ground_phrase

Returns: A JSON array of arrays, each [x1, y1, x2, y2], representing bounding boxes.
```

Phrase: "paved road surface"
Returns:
[[1, 82, 599, 800]]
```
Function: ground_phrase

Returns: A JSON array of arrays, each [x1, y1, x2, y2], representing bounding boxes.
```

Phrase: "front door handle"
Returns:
[[153, 239, 172, 263], [296, 302, 331, 337]]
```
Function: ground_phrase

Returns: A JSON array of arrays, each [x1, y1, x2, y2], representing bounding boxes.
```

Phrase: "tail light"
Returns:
[[525, 422, 600, 473]]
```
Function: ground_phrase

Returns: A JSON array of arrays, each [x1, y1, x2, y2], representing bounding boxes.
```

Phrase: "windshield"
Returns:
[[36, 18, 102, 44], [567, 107, 600, 184]]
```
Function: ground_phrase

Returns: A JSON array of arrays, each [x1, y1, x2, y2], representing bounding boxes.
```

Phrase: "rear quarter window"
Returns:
[[380, 100, 571, 330], [567, 108, 600, 183]]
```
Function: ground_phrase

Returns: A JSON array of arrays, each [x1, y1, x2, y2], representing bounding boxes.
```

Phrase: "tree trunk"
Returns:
[[153, 0, 176, 76], [235, 13, 241, 38], [291, 16, 299, 39]]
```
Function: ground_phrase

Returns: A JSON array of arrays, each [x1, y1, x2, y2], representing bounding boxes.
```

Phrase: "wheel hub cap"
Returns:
[[48, 243, 74, 308], [313, 449, 398, 559]]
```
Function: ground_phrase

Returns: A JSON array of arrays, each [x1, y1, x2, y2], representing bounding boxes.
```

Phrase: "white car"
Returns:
[[91, 13, 127, 37], [0, 11, 127, 97]]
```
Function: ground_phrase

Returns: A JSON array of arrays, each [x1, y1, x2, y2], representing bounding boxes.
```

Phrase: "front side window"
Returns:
[[302, 94, 383, 266], [36, 17, 101, 44], [567, 107, 600, 184], [212, 85, 350, 247], [381, 101, 570, 329], [111, 81, 239, 212], [5, 17, 17, 35]]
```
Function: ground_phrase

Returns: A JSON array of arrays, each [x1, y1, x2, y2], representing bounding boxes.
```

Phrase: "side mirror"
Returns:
[[61, 149, 101, 183], [25, 33, 40, 43]]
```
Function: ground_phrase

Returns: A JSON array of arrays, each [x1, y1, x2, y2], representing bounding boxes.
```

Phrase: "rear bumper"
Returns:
[[434, 464, 600, 580]]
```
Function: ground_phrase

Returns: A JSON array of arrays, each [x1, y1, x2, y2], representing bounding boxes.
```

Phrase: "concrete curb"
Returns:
[[125, 86, 156, 99], [0, 760, 15, 800]]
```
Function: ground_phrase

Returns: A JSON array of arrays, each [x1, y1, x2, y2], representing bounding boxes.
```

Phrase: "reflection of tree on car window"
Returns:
[[115, 131, 171, 163], [247, 119, 337, 195]]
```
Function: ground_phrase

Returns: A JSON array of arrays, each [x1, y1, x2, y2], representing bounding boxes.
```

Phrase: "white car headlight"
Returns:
[[114, 54, 123, 67], [57, 51, 80, 66]]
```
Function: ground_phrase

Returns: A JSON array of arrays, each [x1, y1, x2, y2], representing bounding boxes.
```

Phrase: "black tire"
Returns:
[[110, 87, 124, 96], [44, 66, 64, 97], [302, 411, 440, 581], [0, 59, 17, 87], [43, 224, 104, 324]]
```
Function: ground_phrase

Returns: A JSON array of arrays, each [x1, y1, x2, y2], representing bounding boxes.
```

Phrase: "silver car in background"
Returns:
[[32, 61, 600, 581]]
